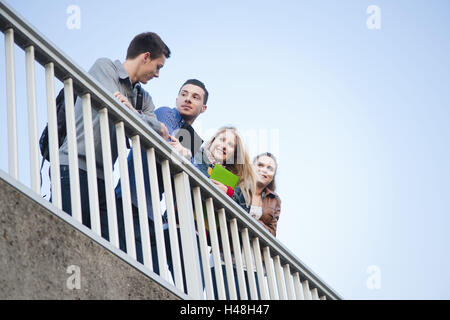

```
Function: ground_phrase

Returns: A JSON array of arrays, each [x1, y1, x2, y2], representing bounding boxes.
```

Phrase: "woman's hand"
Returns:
[[210, 179, 228, 193]]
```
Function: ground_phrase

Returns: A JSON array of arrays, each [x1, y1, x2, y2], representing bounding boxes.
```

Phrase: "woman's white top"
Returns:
[[249, 205, 262, 220]]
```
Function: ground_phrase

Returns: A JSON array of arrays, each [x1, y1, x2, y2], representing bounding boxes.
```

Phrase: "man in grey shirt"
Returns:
[[57, 32, 170, 240]]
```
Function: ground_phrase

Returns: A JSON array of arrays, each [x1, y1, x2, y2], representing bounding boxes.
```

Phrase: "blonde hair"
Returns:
[[204, 126, 256, 203]]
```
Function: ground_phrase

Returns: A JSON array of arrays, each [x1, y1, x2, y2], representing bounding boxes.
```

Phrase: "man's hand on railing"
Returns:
[[114, 91, 135, 111], [160, 123, 169, 141], [114, 91, 169, 141]]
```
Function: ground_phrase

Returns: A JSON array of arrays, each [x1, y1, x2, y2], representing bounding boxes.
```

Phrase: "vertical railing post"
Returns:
[[263, 246, 277, 299], [5, 28, 18, 179], [81, 93, 101, 234], [192, 187, 214, 299], [45, 62, 61, 209], [173, 171, 203, 299], [64, 78, 82, 222], [230, 218, 248, 300], [218, 208, 237, 300], [273, 255, 286, 300], [99, 108, 119, 248], [131, 138, 153, 270], [116, 121, 136, 259], [161, 160, 183, 289], [302, 279, 312, 300], [206, 197, 226, 300], [293, 272, 304, 300], [241, 228, 258, 300], [283, 264, 295, 300], [311, 287, 319, 300], [25, 45, 40, 194], [148, 149, 168, 281], [252, 237, 268, 300]]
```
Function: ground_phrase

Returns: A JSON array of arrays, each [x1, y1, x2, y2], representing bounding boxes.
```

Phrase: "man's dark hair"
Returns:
[[126, 32, 171, 60], [179, 79, 209, 104]]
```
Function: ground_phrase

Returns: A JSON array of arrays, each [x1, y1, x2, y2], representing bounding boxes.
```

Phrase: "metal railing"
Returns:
[[0, 0, 342, 300]]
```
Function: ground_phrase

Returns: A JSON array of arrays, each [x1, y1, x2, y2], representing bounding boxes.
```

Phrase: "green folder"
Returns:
[[209, 164, 240, 189]]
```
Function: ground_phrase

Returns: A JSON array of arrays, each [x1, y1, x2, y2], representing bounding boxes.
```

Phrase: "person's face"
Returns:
[[209, 130, 237, 164], [138, 53, 166, 84], [254, 155, 276, 188], [176, 84, 207, 123]]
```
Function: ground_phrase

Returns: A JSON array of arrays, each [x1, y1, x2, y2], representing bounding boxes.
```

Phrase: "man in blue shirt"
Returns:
[[155, 79, 207, 162], [115, 79, 208, 273]]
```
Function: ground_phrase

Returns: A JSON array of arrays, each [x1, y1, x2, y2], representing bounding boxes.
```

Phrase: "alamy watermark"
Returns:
[[165, 123, 281, 167], [66, 265, 81, 290], [66, 5, 81, 30], [366, 5, 381, 30], [366, 265, 381, 290]]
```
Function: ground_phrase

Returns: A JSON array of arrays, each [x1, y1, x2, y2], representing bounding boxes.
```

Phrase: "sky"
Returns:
[[1, 0, 450, 299]]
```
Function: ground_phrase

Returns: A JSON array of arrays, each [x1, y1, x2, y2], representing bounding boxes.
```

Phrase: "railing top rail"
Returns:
[[0, 0, 343, 300]]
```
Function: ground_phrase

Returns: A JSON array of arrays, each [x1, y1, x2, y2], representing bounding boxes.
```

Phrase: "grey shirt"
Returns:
[[59, 58, 162, 180]]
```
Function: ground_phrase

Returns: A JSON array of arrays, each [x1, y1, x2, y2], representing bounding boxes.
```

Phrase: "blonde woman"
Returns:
[[196, 126, 260, 298], [197, 126, 256, 211]]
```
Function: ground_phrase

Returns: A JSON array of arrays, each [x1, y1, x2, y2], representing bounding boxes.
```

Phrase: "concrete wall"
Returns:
[[0, 175, 181, 300]]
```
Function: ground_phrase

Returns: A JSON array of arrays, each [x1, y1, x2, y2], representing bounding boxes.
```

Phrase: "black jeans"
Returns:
[[116, 198, 163, 272], [58, 165, 109, 240], [116, 197, 205, 293], [211, 265, 261, 300]]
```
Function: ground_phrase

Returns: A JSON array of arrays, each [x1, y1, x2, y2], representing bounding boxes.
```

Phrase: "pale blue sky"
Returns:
[[1, 0, 450, 299]]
